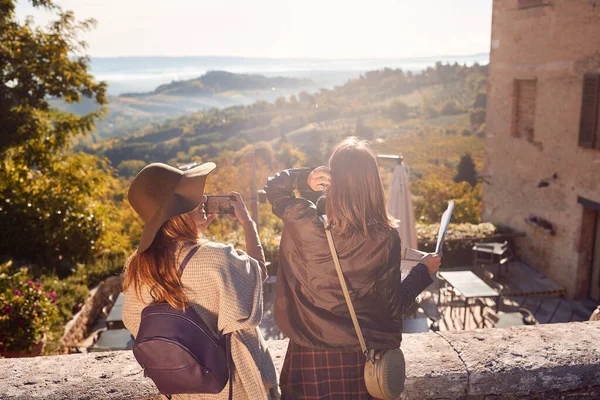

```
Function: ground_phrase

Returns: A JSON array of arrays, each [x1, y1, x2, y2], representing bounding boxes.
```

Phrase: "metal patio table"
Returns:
[[439, 270, 500, 329], [89, 329, 134, 352], [106, 292, 125, 330]]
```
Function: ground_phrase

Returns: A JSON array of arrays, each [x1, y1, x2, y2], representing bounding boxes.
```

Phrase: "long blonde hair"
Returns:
[[123, 213, 199, 309], [326, 137, 396, 237]]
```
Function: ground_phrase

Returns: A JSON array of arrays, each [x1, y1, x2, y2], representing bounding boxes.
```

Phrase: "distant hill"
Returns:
[[83, 62, 488, 179], [57, 71, 319, 143], [120, 71, 316, 97]]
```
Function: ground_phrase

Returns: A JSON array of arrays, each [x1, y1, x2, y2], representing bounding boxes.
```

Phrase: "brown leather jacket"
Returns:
[[265, 168, 434, 350]]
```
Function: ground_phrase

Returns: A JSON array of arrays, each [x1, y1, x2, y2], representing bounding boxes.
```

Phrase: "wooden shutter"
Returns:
[[513, 79, 537, 141], [578, 74, 600, 149]]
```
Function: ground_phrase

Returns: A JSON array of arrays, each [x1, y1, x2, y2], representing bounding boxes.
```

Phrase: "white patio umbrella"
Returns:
[[386, 161, 419, 271]]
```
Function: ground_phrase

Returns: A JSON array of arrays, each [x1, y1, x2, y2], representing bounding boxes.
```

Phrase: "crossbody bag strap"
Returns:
[[322, 217, 369, 357], [226, 333, 233, 400]]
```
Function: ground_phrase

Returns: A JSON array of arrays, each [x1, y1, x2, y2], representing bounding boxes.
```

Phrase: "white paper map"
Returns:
[[435, 200, 455, 256], [402, 200, 455, 263]]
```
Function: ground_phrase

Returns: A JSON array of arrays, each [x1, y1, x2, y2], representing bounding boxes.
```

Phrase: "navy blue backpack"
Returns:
[[132, 247, 233, 399]]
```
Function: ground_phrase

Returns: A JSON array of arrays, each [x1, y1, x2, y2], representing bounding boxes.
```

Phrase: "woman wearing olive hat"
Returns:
[[121, 162, 278, 399]]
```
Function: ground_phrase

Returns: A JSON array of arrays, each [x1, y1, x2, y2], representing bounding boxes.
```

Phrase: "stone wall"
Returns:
[[483, 0, 600, 298], [1, 322, 599, 399], [60, 276, 123, 350]]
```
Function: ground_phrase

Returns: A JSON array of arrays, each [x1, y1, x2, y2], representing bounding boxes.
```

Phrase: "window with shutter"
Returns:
[[512, 79, 537, 141], [578, 74, 600, 149], [518, 0, 544, 8]]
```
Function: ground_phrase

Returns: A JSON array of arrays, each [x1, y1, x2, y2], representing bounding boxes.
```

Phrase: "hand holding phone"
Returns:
[[227, 191, 252, 224], [204, 195, 236, 215]]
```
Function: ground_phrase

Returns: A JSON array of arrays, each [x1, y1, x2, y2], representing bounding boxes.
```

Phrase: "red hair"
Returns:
[[123, 213, 199, 309]]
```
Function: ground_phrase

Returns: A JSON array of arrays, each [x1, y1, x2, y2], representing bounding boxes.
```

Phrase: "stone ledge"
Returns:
[[0, 322, 599, 399]]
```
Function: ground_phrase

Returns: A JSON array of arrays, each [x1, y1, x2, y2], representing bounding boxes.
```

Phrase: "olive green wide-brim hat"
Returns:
[[127, 162, 216, 253]]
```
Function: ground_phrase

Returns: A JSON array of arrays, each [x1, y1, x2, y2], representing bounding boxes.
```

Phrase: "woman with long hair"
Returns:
[[122, 162, 278, 399], [264, 137, 441, 399]]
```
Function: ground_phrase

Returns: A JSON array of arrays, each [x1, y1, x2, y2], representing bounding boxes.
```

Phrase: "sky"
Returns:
[[15, 0, 493, 59]]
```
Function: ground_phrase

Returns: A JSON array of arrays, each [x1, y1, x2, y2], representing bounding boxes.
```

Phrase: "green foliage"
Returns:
[[0, 261, 59, 352], [469, 108, 486, 130], [117, 159, 147, 177], [376, 129, 484, 183], [417, 222, 498, 267], [355, 117, 374, 140], [41, 273, 88, 329], [0, 154, 127, 274], [0, 1, 130, 274], [86, 63, 489, 167], [454, 153, 478, 187], [0, 0, 107, 160], [136, 71, 316, 97], [416, 222, 497, 243], [385, 100, 410, 122], [476, 123, 486, 138], [473, 92, 487, 109], [77, 251, 127, 288], [439, 100, 464, 116], [412, 175, 482, 224], [420, 94, 439, 118]]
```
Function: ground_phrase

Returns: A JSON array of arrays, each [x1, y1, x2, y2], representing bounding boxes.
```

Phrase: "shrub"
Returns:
[[440, 100, 463, 116], [420, 95, 439, 119], [117, 160, 147, 177], [385, 100, 410, 122], [469, 108, 486, 130], [76, 251, 128, 288], [0, 261, 59, 352], [0, 154, 128, 276], [417, 223, 498, 267], [412, 175, 482, 224]]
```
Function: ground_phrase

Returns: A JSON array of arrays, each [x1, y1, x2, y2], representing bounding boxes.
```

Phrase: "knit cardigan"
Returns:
[[122, 241, 278, 400]]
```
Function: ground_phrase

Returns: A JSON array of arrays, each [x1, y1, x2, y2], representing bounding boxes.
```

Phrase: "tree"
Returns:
[[355, 117, 374, 140], [469, 108, 486, 130], [386, 100, 409, 122], [454, 153, 478, 187], [0, 1, 125, 272], [117, 160, 147, 177], [412, 175, 481, 224], [0, 0, 107, 161], [440, 100, 463, 116]]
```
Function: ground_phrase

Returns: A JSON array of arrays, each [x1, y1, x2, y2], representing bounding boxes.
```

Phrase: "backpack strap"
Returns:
[[178, 245, 200, 275], [150, 245, 199, 303], [178, 245, 233, 400]]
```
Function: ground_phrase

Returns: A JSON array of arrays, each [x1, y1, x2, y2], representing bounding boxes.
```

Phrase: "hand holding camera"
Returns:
[[307, 166, 331, 192]]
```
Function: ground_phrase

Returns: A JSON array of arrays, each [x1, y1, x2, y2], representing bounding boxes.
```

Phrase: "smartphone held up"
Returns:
[[204, 195, 236, 215]]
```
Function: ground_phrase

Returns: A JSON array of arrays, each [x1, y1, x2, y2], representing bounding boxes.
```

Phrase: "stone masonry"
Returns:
[[1, 322, 599, 399]]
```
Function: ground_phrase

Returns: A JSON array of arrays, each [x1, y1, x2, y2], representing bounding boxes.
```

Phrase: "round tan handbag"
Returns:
[[324, 218, 406, 400], [364, 349, 406, 400]]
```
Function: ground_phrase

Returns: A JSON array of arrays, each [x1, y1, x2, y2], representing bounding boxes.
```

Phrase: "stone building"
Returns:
[[483, 0, 600, 299]]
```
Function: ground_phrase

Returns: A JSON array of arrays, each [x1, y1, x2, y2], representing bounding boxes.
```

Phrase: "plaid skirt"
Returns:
[[280, 341, 374, 400]]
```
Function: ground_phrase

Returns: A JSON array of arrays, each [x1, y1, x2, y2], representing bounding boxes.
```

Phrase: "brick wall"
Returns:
[[484, 0, 600, 298]]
